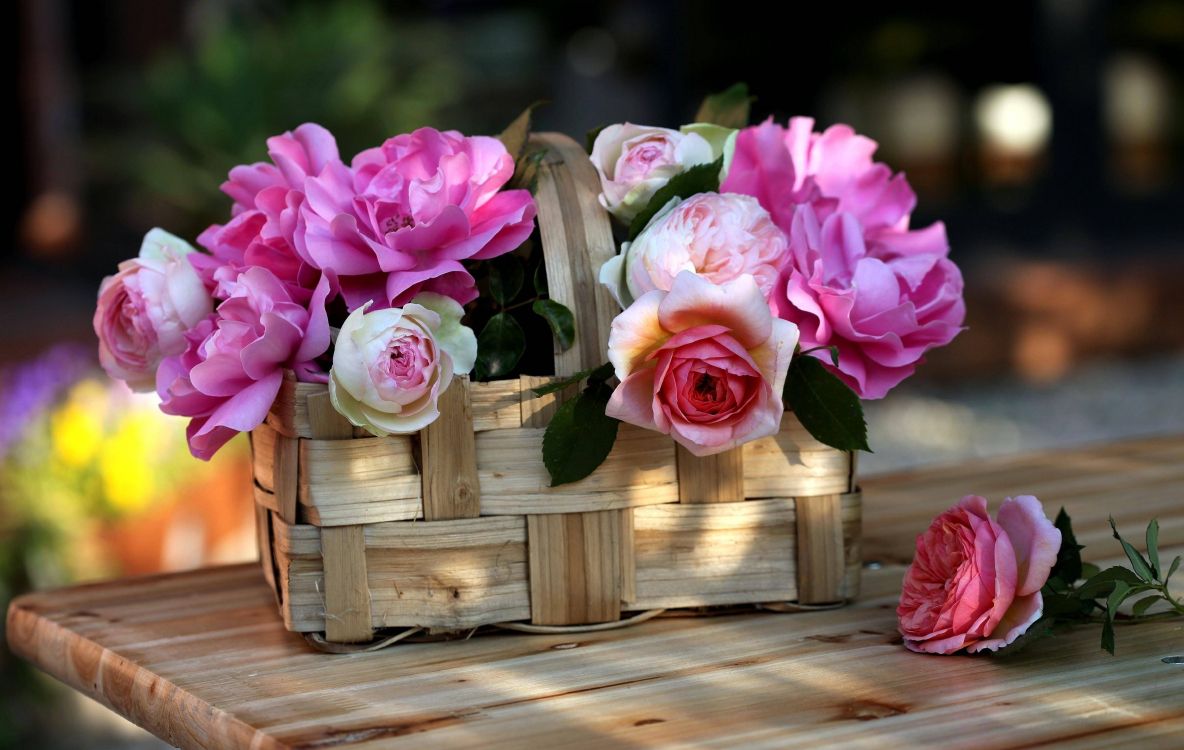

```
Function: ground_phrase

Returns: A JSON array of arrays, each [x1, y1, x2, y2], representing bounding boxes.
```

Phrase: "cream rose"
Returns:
[[329, 294, 477, 436], [590, 123, 725, 222], [599, 192, 788, 308]]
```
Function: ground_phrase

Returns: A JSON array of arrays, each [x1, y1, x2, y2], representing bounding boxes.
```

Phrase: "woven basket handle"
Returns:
[[529, 132, 619, 377]]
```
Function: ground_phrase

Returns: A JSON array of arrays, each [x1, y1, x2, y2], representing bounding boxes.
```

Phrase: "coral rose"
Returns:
[[329, 294, 477, 436], [605, 272, 798, 456], [598, 192, 789, 308], [898, 495, 1062, 654], [300, 127, 536, 310], [590, 123, 719, 222], [776, 205, 964, 399], [157, 266, 324, 460], [94, 229, 213, 391]]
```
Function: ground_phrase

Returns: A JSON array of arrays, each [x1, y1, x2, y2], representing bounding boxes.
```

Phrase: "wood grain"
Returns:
[[531, 132, 617, 377], [419, 377, 481, 521], [8, 435, 1184, 749], [676, 444, 745, 503], [794, 494, 846, 603], [320, 525, 373, 642], [527, 511, 622, 625]]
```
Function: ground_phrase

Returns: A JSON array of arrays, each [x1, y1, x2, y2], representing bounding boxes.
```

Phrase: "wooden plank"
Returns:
[[676, 444, 745, 503], [419, 377, 481, 520], [528, 511, 622, 625], [794, 494, 846, 604], [476, 424, 679, 514], [6, 435, 1184, 750], [320, 525, 372, 643]]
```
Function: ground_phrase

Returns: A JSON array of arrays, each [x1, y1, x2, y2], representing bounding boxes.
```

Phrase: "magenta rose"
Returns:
[[157, 266, 325, 460], [605, 271, 798, 456], [299, 127, 536, 310], [599, 192, 789, 308], [721, 117, 918, 237], [194, 123, 339, 302], [898, 495, 1062, 654], [94, 229, 213, 391], [775, 205, 964, 399]]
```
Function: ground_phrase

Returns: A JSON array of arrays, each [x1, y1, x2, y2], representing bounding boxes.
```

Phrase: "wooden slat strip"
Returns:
[[527, 511, 622, 625], [320, 525, 373, 643], [532, 132, 617, 376], [470, 379, 523, 431], [420, 377, 481, 520], [794, 494, 846, 604], [475, 424, 679, 514], [305, 390, 355, 440], [676, 445, 745, 503]]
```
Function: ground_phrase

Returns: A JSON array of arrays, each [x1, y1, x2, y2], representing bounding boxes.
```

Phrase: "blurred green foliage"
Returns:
[[91, 0, 473, 239]]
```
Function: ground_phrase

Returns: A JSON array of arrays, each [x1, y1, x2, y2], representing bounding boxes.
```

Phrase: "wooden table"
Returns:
[[8, 436, 1184, 749]]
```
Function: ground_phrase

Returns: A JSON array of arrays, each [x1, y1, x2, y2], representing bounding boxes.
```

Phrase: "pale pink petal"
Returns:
[[996, 495, 1062, 597], [658, 272, 772, 348]]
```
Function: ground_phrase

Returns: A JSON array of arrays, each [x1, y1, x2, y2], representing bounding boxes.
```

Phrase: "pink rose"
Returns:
[[329, 293, 477, 436], [898, 495, 1062, 654], [590, 124, 718, 221], [605, 271, 798, 456], [299, 127, 536, 310], [721, 117, 917, 236], [598, 192, 789, 308], [194, 123, 339, 302], [157, 266, 324, 460], [775, 205, 964, 399], [94, 229, 213, 391]]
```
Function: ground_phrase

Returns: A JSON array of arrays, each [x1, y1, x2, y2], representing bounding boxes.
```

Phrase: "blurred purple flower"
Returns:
[[0, 344, 94, 460]]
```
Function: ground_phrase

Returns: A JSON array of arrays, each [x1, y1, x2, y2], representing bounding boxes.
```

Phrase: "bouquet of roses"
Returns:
[[538, 84, 966, 483], [93, 85, 966, 487]]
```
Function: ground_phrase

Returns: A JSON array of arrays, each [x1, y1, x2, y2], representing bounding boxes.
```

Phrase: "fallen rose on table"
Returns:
[[898, 495, 1182, 655]]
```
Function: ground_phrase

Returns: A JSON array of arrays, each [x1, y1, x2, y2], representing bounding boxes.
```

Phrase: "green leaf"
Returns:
[[693, 82, 754, 129], [531, 362, 613, 397], [1101, 617, 1115, 655], [1080, 562, 1101, 580], [1146, 518, 1160, 579], [531, 299, 576, 352], [1106, 580, 1132, 618], [488, 255, 524, 306], [497, 101, 544, 161], [533, 262, 549, 296], [1166, 556, 1181, 585], [1050, 507, 1084, 584], [586, 124, 607, 154], [1131, 595, 1162, 617], [474, 312, 525, 380], [783, 355, 869, 452], [542, 380, 620, 486], [1042, 592, 1090, 618], [1076, 566, 1143, 600], [627, 157, 723, 240], [1109, 517, 1156, 582]]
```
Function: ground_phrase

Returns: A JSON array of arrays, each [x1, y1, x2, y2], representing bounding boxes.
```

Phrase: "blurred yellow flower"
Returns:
[[100, 410, 161, 513], [50, 381, 109, 467]]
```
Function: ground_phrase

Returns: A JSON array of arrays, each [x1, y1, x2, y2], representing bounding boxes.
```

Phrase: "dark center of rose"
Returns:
[[694, 372, 721, 402], [382, 214, 416, 234]]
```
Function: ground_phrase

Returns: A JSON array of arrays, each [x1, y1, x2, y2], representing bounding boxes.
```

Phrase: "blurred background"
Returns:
[[7, 0, 1184, 747]]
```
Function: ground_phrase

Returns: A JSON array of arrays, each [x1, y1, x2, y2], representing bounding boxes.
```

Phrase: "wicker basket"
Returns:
[[251, 132, 861, 645]]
